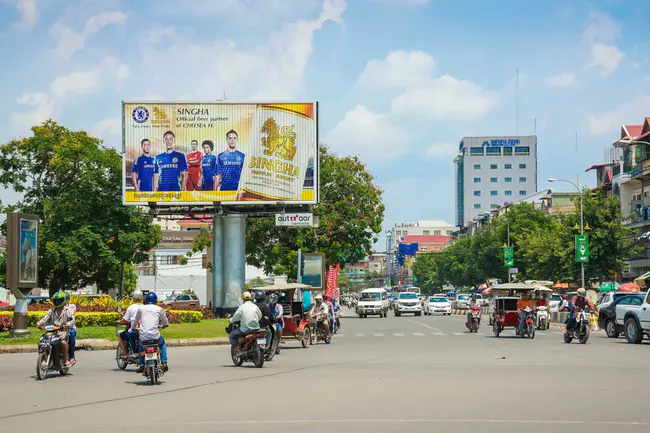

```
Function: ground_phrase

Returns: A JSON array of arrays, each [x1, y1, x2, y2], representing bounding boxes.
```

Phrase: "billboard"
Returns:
[[122, 102, 318, 205], [301, 253, 325, 290], [6, 213, 39, 289]]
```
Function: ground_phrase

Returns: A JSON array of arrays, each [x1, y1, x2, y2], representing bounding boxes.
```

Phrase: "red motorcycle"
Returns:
[[466, 305, 481, 333], [515, 306, 536, 339], [228, 322, 268, 368]]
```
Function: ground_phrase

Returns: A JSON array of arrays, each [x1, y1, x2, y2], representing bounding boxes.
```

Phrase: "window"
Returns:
[[490, 177, 497, 183], [470, 147, 484, 156], [519, 190, 527, 196], [434, 230, 441, 235], [519, 177, 527, 182], [396, 230, 401, 236], [473, 164, 481, 169], [519, 163, 527, 169], [486, 147, 501, 155], [473, 204, 481, 209], [490, 164, 497, 169], [474, 177, 481, 183], [505, 177, 512, 183], [422, 230, 430, 235], [515, 146, 530, 155], [505, 164, 512, 169], [490, 191, 498, 196], [403, 230, 408, 235], [491, 204, 498, 209], [474, 191, 481, 196], [505, 190, 512, 196], [503, 147, 513, 155]]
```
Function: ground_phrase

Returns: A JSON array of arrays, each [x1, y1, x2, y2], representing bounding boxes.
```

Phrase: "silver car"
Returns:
[[453, 294, 471, 309]]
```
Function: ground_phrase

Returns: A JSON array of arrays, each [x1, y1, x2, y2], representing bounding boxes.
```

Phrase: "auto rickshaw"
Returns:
[[255, 283, 314, 348], [491, 283, 538, 338]]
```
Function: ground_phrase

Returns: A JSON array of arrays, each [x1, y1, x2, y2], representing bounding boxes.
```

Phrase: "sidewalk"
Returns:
[[0, 337, 230, 354]]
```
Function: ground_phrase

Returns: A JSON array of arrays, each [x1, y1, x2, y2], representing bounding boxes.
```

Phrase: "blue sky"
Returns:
[[1, 0, 649, 250]]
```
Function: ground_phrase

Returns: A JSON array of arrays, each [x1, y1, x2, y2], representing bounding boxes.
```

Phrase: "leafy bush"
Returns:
[[0, 310, 203, 327], [0, 315, 12, 332]]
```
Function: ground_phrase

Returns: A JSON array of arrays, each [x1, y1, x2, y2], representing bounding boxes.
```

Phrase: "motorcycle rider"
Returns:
[[117, 289, 144, 360], [253, 290, 274, 349], [310, 294, 330, 339], [268, 293, 284, 334], [134, 292, 169, 373], [36, 291, 74, 367], [535, 292, 548, 308], [64, 291, 77, 366], [566, 288, 593, 332], [466, 294, 480, 328], [331, 297, 342, 330], [228, 291, 261, 352], [516, 291, 534, 332]]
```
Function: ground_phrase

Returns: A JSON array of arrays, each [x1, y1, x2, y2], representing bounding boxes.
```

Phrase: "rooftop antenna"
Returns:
[[516, 68, 519, 136]]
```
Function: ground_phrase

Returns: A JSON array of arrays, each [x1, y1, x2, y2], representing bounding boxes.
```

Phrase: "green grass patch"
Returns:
[[0, 319, 229, 346]]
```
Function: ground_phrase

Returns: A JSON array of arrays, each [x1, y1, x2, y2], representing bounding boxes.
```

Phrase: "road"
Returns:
[[1, 307, 648, 433]]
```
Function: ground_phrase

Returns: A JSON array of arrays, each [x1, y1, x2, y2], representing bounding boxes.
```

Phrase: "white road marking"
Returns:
[[413, 332, 425, 336], [407, 319, 444, 333], [354, 333, 365, 337], [431, 332, 445, 336], [393, 333, 404, 337], [373, 333, 385, 337], [452, 332, 466, 336]]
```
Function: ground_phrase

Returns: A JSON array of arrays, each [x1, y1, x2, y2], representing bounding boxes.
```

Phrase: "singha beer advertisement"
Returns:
[[122, 102, 318, 205]]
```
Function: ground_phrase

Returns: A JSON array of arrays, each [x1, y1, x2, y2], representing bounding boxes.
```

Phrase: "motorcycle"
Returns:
[[141, 339, 165, 385], [228, 322, 267, 368], [535, 306, 550, 330], [466, 305, 481, 333], [514, 306, 536, 339], [564, 309, 591, 344], [265, 323, 281, 361], [333, 311, 342, 334], [310, 313, 332, 345], [115, 326, 140, 370], [36, 325, 71, 380]]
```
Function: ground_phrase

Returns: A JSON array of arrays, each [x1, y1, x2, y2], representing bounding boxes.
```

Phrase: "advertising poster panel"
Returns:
[[302, 253, 325, 290], [6, 213, 39, 289], [122, 102, 318, 205]]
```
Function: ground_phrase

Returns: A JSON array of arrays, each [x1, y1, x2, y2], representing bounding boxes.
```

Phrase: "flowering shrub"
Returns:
[[0, 315, 13, 332], [0, 310, 203, 327]]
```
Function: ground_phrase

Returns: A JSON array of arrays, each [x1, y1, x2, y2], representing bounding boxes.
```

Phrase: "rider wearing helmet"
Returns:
[[133, 292, 169, 373], [117, 289, 144, 360], [268, 293, 284, 333], [309, 294, 331, 338], [331, 297, 342, 330], [567, 288, 593, 331], [36, 291, 74, 367], [253, 290, 274, 348], [64, 291, 77, 365]]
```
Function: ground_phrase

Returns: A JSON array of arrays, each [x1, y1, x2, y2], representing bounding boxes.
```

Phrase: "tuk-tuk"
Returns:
[[491, 283, 538, 338], [255, 283, 313, 348]]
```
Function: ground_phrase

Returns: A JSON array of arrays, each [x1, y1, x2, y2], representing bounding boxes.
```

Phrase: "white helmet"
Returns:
[[314, 294, 323, 302], [132, 290, 144, 300], [577, 288, 586, 297]]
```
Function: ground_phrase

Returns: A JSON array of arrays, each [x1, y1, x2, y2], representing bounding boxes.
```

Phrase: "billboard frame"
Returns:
[[301, 252, 326, 291], [121, 100, 319, 207], [6, 213, 40, 289]]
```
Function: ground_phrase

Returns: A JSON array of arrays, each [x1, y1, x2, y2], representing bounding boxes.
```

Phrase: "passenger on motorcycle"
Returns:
[[466, 294, 480, 327], [36, 291, 74, 367], [228, 291, 262, 351], [134, 292, 169, 373], [535, 293, 548, 308], [566, 288, 593, 332], [310, 294, 330, 338], [331, 297, 342, 329], [117, 289, 144, 360], [516, 292, 534, 332], [253, 290, 274, 348], [268, 294, 283, 333], [64, 291, 77, 366], [324, 296, 335, 333]]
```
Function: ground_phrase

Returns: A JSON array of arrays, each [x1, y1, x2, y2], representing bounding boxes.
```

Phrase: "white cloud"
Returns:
[[390, 74, 499, 120], [325, 105, 405, 160], [7, 0, 37, 29], [586, 96, 650, 135], [91, 117, 121, 140], [590, 42, 624, 76], [546, 72, 576, 87], [426, 141, 458, 157], [50, 10, 127, 59], [357, 50, 436, 89]]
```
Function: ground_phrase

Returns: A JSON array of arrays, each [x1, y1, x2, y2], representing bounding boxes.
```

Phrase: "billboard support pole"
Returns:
[[222, 214, 246, 315], [211, 215, 224, 312], [297, 249, 302, 284]]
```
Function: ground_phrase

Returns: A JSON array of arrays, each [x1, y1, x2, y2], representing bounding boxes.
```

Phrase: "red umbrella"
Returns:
[[619, 282, 641, 292]]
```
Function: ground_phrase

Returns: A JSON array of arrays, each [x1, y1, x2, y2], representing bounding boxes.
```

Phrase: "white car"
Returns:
[[394, 292, 422, 317], [425, 297, 452, 315], [453, 294, 472, 309]]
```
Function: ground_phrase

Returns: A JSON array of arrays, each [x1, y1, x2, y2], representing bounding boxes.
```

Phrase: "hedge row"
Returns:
[[4, 304, 215, 320], [0, 310, 202, 329]]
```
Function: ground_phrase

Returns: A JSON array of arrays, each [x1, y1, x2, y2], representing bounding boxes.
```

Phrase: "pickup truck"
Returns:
[[615, 290, 650, 343]]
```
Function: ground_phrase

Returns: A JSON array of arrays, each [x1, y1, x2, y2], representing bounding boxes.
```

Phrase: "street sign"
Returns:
[[575, 234, 590, 263], [275, 213, 313, 227], [509, 268, 518, 274], [504, 246, 514, 267]]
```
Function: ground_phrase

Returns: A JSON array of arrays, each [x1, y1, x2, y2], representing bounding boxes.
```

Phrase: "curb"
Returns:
[[0, 337, 230, 354]]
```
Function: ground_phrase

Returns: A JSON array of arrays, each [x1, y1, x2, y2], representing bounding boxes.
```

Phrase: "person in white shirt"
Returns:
[[116, 289, 144, 359], [133, 292, 169, 373], [228, 291, 262, 350]]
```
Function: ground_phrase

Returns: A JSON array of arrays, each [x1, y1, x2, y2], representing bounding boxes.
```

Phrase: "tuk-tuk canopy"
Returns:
[[492, 283, 537, 291]]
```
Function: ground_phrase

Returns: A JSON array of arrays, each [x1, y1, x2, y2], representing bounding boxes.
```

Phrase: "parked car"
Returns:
[[425, 297, 452, 315], [452, 294, 471, 309], [163, 293, 200, 307], [598, 294, 645, 338], [615, 290, 650, 343]]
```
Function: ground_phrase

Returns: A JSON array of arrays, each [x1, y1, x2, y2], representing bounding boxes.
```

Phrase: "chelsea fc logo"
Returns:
[[172, 157, 178, 163], [132, 106, 149, 124]]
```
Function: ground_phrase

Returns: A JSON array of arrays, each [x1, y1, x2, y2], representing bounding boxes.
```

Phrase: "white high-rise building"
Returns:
[[391, 220, 455, 245], [454, 136, 538, 227]]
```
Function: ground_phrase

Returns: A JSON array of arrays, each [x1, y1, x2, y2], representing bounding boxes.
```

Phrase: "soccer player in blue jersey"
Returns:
[[199, 140, 217, 191], [216, 130, 245, 191], [132, 139, 156, 192], [153, 130, 188, 192]]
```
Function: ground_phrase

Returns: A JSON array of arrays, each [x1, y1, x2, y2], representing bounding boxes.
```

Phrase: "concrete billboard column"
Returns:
[[211, 216, 225, 310]]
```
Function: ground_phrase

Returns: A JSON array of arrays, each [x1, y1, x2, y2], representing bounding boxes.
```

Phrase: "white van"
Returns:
[[356, 288, 389, 318]]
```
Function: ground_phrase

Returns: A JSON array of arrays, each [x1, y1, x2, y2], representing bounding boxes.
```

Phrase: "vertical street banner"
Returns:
[[575, 235, 590, 263], [504, 246, 514, 267], [325, 264, 339, 299], [122, 102, 318, 205]]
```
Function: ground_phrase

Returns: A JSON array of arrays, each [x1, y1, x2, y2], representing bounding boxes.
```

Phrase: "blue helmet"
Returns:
[[144, 292, 158, 305]]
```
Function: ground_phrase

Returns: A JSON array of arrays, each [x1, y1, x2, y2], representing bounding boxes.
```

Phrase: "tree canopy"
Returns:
[[0, 120, 161, 292]]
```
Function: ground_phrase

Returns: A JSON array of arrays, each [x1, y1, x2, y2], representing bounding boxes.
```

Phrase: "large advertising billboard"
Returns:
[[122, 102, 318, 205]]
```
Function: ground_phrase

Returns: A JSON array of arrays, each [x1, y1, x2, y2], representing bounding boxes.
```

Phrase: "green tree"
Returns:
[[0, 121, 161, 292], [245, 145, 384, 278], [248, 276, 268, 288], [337, 273, 350, 289]]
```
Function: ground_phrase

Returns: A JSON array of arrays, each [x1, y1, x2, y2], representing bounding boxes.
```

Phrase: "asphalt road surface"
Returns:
[[1, 307, 649, 433]]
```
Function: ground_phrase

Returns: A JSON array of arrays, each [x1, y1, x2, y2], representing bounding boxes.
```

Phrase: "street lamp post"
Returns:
[[548, 177, 585, 289], [503, 216, 511, 283]]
